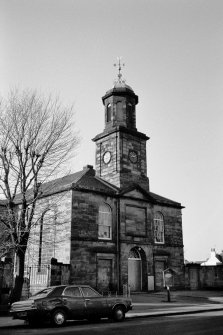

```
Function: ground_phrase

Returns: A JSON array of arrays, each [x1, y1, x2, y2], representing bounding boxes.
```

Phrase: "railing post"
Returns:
[[47, 264, 51, 287], [27, 267, 31, 298]]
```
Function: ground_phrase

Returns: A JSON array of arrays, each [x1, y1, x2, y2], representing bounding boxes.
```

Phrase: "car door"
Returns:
[[80, 286, 109, 318], [62, 286, 86, 319]]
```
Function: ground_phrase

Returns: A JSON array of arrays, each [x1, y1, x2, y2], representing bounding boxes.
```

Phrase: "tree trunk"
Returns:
[[9, 251, 25, 304]]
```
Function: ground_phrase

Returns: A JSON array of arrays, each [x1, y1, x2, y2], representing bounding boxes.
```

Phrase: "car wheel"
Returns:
[[51, 309, 67, 327], [112, 306, 125, 322]]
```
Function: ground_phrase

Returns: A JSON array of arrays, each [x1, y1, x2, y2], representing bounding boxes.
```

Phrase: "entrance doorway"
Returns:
[[128, 248, 142, 291]]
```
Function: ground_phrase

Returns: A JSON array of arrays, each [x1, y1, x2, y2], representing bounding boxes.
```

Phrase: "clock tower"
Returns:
[[92, 61, 150, 191]]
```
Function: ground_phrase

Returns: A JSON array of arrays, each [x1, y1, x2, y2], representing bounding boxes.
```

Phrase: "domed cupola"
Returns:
[[102, 60, 138, 131]]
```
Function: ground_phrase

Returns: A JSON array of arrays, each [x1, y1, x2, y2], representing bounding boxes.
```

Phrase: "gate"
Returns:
[[24, 264, 51, 297]]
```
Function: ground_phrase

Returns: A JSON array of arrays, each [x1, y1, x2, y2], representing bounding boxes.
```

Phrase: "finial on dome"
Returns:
[[113, 56, 126, 85]]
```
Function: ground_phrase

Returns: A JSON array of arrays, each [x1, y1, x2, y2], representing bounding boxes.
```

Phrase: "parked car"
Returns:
[[10, 285, 132, 326]]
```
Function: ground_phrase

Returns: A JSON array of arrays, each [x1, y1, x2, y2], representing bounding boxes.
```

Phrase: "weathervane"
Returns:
[[114, 57, 125, 84]]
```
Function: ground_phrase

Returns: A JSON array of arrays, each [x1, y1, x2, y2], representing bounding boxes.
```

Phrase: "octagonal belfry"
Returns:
[[93, 77, 149, 191]]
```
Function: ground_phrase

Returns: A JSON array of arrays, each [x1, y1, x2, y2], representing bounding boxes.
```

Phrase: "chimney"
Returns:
[[83, 165, 93, 170]]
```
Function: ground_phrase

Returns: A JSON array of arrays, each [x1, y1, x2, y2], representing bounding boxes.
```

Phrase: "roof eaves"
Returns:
[[72, 184, 117, 196], [149, 191, 184, 209]]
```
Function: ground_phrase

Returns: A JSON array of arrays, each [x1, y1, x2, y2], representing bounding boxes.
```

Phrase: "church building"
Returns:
[[24, 67, 185, 293]]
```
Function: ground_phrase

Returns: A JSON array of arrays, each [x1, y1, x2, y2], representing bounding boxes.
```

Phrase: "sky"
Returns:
[[1, 0, 223, 262]]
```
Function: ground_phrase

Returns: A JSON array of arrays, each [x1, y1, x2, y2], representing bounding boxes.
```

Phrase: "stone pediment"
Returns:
[[121, 188, 150, 201], [120, 185, 183, 208]]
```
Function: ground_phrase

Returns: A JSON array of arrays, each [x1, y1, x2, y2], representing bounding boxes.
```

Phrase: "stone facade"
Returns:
[[70, 189, 118, 291], [67, 174, 184, 292], [25, 190, 72, 267], [94, 130, 149, 190]]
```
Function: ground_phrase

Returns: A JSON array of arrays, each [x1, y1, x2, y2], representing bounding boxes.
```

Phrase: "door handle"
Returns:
[[85, 299, 90, 302]]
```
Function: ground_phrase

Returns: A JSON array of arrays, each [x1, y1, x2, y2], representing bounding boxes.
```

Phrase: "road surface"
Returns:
[[1, 311, 223, 334]]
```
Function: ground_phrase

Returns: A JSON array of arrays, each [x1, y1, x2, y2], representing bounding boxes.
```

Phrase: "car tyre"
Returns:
[[51, 309, 67, 327], [112, 306, 125, 322]]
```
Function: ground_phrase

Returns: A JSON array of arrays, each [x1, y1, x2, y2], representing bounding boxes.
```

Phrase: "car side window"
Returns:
[[81, 287, 101, 297], [63, 287, 82, 297], [50, 286, 66, 297]]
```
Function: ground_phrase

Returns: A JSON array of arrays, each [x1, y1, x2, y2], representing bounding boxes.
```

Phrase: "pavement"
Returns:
[[1, 290, 223, 328], [128, 290, 223, 318]]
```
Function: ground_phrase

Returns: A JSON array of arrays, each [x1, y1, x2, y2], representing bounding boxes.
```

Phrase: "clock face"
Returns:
[[129, 150, 138, 163], [103, 151, 111, 164]]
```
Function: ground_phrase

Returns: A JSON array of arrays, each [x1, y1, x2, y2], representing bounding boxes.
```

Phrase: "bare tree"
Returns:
[[0, 88, 79, 302], [0, 221, 13, 259]]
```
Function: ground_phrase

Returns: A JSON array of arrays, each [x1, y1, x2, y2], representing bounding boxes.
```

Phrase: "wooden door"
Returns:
[[128, 258, 142, 291], [97, 259, 112, 291]]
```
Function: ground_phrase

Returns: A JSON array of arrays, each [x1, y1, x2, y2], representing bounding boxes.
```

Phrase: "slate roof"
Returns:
[[149, 191, 183, 208], [13, 167, 89, 204], [4, 165, 183, 209], [73, 169, 119, 195], [13, 165, 118, 204]]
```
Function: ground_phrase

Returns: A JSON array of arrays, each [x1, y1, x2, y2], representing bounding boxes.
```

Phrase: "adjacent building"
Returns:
[[185, 249, 223, 290]]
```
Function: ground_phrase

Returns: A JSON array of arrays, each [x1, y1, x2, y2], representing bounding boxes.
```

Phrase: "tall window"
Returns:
[[126, 103, 132, 124], [154, 212, 165, 244], [127, 102, 132, 114], [98, 204, 112, 240], [116, 101, 123, 121], [107, 104, 112, 122], [38, 212, 45, 271]]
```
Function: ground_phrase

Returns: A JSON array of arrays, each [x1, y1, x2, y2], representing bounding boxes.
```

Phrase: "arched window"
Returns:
[[128, 248, 141, 260], [98, 204, 112, 239], [126, 103, 132, 123], [154, 212, 165, 244], [127, 103, 132, 113], [116, 101, 123, 121], [127, 103, 136, 128], [106, 104, 112, 122]]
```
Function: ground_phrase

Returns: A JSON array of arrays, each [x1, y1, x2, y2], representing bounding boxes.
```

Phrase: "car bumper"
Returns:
[[10, 309, 48, 321]]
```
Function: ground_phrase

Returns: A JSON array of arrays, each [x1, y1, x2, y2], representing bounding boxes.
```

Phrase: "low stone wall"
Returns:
[[185, 263, 223, 290]]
